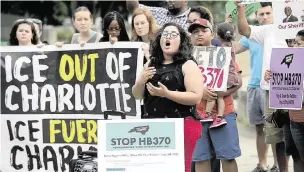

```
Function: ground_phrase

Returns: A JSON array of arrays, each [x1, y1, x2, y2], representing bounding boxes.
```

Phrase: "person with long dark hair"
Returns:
[[9, 19, 39, 46], [100, 11, 130, 43], [132, 22, 204, 172]]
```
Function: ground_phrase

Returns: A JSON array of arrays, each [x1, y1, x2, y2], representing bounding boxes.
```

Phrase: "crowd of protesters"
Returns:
[[5, 0, 304, 172]]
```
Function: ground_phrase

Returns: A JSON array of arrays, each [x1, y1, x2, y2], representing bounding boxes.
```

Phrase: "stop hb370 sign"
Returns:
[[193, 46, 232, 91]]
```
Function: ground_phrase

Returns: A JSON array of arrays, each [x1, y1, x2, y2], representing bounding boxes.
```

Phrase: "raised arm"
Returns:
[[235, 0, 251, 38], [234, 42, 248, 54], [126, 0, 139, 13]]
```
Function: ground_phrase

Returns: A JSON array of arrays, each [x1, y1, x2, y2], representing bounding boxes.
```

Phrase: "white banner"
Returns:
[[98, 118, 185, 172], [273, 1, 304, 40], [1, 114, 102, 172], [193, 46, 232, 91]]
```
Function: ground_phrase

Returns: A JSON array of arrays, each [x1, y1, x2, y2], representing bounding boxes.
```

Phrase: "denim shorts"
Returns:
[[247, 87, 265, 125], [192, 113, 241, 161]]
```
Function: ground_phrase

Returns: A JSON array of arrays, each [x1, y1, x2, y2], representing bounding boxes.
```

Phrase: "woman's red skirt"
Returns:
[[184, 117, 202, 172]]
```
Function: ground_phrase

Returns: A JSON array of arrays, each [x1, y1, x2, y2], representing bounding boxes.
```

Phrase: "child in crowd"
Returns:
[[200, 22, 239, 128]]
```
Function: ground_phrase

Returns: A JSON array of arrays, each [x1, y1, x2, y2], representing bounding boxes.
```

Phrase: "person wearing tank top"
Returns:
[[55, 6, 103, 47], [132, 22, 204, 172]]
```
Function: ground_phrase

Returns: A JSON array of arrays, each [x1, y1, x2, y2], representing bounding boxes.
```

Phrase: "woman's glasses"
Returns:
[[161, 31, 180, 39]]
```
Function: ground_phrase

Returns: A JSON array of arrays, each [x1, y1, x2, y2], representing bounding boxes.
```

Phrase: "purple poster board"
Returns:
[[269, 48, 304, 110]]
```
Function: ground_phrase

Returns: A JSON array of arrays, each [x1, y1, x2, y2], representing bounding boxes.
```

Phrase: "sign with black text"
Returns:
[[1, 43, 143, 117], [1, 115, 102, 172], [0, 42, 143, 172], [273, 1, 304, 40]]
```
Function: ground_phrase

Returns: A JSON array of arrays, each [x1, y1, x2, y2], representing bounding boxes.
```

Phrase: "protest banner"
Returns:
[[98, 118, 184, 172], [269, 48, 304, 110], [273, 1, 304, 40], [0, 42, 144, 172], [193, 46, 232, 91], [1, 114, 103, 172], [225, 0, 261, 23], [1, 42, 143, 117]]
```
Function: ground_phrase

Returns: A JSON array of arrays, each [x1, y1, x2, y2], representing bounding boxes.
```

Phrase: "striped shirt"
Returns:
[[139, 4, 190, 32], [289, 109, 304, 122]]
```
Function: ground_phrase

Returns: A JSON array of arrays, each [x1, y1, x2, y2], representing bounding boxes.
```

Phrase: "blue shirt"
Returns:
[[240, 36, 264, 88], [211, 39, 221, 46]]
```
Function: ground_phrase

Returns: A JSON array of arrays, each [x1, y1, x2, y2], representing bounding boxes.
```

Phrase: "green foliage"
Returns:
[[189, 1, 227, 25], [57, 30, 73, 43], [53, 2, 69, 24]]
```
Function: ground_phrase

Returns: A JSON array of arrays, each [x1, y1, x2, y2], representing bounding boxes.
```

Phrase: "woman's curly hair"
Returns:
[[150, 22, 195, 67]]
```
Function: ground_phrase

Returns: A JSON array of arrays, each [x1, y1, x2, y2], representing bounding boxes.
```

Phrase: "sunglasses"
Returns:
[[15, 18, 42, 24], [28, 18, 42, 24]]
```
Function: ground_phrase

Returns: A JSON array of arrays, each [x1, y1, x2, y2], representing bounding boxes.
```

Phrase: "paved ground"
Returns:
[[232, 52, 294, 171], [236, 122, 294, 172]]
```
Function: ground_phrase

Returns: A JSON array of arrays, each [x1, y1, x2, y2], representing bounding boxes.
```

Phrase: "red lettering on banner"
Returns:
[[199, 66, 224, 89]]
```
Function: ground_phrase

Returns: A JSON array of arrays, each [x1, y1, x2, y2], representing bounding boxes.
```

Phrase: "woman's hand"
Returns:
[[225, 14, 233, 24], [109, 35, 118, 44], [79, 40, 86, 47], [36, 43, 44, 48], [137, 66, 156, 85], [55, 42, 64, 47], [142, 42, 150, 61], [146, 82, 169, 97], [264, 69, 271, 83], [202, 88, 217, 101]]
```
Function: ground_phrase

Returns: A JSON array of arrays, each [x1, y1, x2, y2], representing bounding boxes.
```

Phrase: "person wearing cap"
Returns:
[[189, 17, 221, 172], [187, 6, 221, 47], [189, 19, 242, 172]]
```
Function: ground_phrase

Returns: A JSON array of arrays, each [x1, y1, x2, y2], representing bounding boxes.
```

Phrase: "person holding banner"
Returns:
[[99, 11, 130, 43], [188, 15, 222, 172], [264, 29, 304, 171], [70, 7, 103, 44], [226, 2, 281, 171], [132, 22, 204, 172], [8, 19, 39, 46], [55, 6, 103, 47], [236, 1, 290, 172], [188, 19, 242, 172]]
